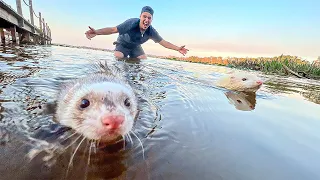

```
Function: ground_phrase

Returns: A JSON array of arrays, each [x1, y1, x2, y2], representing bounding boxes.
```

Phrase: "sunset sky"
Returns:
[[5, 0, 320, 61]]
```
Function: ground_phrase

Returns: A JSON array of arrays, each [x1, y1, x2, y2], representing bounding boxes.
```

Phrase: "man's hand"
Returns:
[[159, 40, 190, 56], [178, 45, 189, 56], [85, 26, 118, 39], [85, 26, 97, 40]]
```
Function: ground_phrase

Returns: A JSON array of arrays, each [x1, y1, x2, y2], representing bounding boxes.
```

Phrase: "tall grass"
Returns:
[[52, 44, 320, 79], [163, 55, 320, 79]]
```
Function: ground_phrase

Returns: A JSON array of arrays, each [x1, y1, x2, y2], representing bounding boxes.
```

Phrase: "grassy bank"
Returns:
[[164, 55, 320, 79], [51, 43, 320, 80]]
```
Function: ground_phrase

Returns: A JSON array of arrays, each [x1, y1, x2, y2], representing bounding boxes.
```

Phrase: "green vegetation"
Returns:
[[163, 54, 320, 79]]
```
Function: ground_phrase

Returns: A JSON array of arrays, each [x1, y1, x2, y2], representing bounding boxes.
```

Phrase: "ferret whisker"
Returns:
[[82, 139, 90, 179], [126, 112, 135, 145], [127, 133, 134, 145], [62, 134, 83, 152], [125, 134, 132, 146], [85, 140, 93, 180], [93, 140, 97, 154], [130, 130, 145, 160], [82, 139, 90, 160], [60, 130, 79, 143], [122, 135, 126, 148], [66, 136, 86, 176], [72, 123, 87, 129]]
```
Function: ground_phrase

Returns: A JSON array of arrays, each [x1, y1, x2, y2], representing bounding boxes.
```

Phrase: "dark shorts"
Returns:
[[114, 43, 145, 58]]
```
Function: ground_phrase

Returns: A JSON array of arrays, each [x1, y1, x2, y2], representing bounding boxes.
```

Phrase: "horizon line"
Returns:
[[50, 42, 319, 62]]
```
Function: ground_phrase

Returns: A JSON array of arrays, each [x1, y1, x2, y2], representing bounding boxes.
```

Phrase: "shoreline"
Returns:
[[49, 43, 320, 80]]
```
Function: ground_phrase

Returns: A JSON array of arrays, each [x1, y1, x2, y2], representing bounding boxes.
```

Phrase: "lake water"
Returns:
[[0, 45, 320, 180]]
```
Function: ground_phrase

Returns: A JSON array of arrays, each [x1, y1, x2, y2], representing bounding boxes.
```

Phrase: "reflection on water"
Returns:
[[224, 91, 257, 111], [263, 78, 320, 105], [0, 44, 320, 180]]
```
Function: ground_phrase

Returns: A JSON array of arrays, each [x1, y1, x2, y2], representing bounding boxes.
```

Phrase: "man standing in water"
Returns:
[[85, 6, 189, 59]]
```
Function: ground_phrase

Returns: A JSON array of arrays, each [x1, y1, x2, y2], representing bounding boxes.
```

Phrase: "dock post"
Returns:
[[16, 0, 24, 27], [45, 23, 48, 44], [16, 0, 23, 16], [39, 12, 42, 32], [0, 28, 5, 45], [10, 26, 17, 44], [28, 0, 35, 33], [42, 18, 46, 45], [48, 26, 51, 44], [39, 12, 44, 45]]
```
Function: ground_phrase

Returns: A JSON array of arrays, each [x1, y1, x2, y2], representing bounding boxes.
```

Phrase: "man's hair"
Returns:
[[141, 6, 154, 16]]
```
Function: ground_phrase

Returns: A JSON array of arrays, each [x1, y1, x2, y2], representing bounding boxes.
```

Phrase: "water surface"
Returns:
[[0, 45, 320, 180]]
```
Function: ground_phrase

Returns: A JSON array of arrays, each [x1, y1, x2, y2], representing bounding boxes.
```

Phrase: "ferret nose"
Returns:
[[101, 115, 124, 129], [256, 80, 263, 85]]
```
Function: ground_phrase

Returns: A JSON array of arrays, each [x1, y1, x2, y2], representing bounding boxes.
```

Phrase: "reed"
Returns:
[[163, 54, 320, 79]]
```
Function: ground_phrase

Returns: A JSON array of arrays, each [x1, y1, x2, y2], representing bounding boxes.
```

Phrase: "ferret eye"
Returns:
[[242, 78, 247, 81], [80, 99, 90, 108], [124, 98, 130, 107]]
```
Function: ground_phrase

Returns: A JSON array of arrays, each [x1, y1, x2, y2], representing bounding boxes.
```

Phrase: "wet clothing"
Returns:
[[114, 43, 145, 58], [115, 18, 163, 58]]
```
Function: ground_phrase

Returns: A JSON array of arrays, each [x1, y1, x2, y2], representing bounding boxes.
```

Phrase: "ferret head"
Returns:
[[223, 72, 263, 92], [57, 80, 138, 143]]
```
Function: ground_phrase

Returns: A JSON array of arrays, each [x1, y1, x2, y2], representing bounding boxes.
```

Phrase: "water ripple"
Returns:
[[0, 45, 320, 180]]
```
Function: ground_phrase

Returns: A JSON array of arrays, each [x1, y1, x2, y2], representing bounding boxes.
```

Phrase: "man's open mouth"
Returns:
[[143, 21, 149, 27]]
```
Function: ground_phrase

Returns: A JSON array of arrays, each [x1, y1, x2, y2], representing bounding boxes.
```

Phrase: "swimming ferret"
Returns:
[[216, 71, 263, 92], [54, 61, 138, 144]]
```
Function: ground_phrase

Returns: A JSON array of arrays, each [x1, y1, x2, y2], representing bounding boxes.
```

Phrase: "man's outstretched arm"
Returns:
[[159, 40, 189, 56], [85, 26, 118, 40], [94, 27, 118, 35], [86, 18, 136, 40]]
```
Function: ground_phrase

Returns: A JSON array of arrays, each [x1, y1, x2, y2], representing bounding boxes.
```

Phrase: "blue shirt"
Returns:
[[116, 18, 163, 48]]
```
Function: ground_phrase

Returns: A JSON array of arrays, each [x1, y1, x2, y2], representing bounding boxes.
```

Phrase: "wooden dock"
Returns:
[[0, 0, 51, 45]]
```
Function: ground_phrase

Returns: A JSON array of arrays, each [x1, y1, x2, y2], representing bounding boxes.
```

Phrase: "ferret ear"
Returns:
[[63, 82, 81, 103]]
